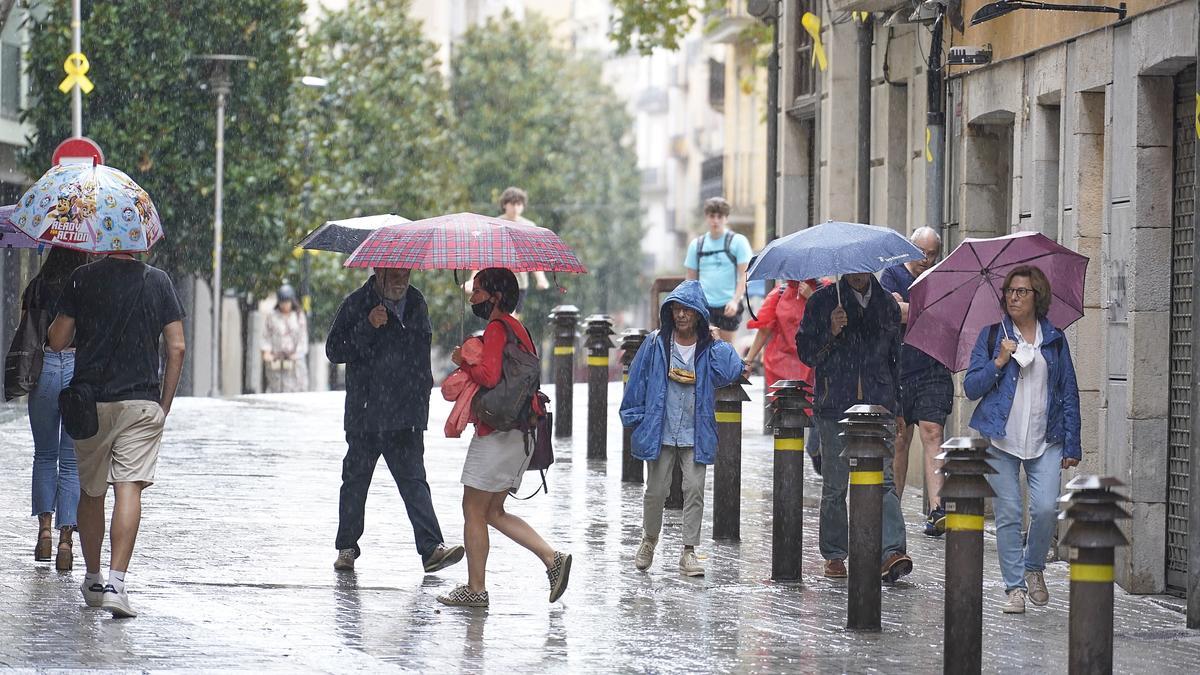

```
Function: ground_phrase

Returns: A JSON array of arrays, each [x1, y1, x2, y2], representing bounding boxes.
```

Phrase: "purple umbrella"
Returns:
[[905, 231, 1090, 372], [0, 203, 39, 249]]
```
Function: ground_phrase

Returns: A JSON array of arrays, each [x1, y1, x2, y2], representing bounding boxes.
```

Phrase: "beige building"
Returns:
[[777, 0, 1199, 600]]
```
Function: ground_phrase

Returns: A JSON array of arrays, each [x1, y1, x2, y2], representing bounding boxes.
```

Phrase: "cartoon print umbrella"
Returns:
[[905, 231, 1090, 372], [0, 204, 38, 249], [344, 212, 586, 273], [11, 163, 163, 253]]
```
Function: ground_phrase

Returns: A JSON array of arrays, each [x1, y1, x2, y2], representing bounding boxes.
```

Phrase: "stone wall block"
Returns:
[[1126, 224, 1172, 313], [1135, 75, 1174, 148], [1114, 500, 1166, 594], [1077, 390, 1102, 472], [1133, 146, 1174, 228], [1128, 418, 1169, 503], [1131, 1, 1197, 76], [1126, 310, 1170, 420], [1068, 311, 1105, 392], [1070, 29, 1113, 93]]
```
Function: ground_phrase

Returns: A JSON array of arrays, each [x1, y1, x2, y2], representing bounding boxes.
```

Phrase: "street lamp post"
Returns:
[[193, 54, 253, 397]]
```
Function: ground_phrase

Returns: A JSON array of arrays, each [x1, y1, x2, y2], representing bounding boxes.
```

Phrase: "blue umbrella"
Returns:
[[747, 220, 923, 302]]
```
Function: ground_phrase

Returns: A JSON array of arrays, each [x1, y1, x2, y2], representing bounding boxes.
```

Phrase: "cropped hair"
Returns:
[[703, 197, 731, 217], [1003, 265, 1052, 318], [499, 187, 527, 210], [474, 267, 520, 313]]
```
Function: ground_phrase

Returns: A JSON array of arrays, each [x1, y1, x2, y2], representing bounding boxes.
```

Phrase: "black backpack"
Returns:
[[696, 232, 737, 266], [471, 320, 541, 432]]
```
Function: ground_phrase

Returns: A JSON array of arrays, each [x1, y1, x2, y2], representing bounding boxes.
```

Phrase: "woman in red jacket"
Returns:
[[437, 267, 572, 608]]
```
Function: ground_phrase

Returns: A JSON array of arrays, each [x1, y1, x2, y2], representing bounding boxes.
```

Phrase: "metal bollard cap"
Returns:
[[939, 473, 995, 498], [716, 376, 752, 402], [1060, 521, 1129, 548], [843, 404, 893, 417], [548, 305, 580, 320], [1058, 475, 1130, 549], [941, 436, 991, 451]]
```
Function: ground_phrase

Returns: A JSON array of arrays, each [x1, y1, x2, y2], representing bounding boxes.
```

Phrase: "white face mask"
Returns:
[[1013, 342, 1037, 368]]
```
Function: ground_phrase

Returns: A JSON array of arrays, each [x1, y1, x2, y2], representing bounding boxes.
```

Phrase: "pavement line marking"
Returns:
[[849, 471, 884, 485], [1071, 563, 1114, 583], [554, 346, 575, 355], [774, 437, 805, 451], [715, 412, 742, 423], [946, 514, 984, 531], [587, 356, 609, 366]]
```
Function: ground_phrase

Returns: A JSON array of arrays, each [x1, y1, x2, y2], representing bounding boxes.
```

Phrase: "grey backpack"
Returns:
[[471, 320, 541, 431]]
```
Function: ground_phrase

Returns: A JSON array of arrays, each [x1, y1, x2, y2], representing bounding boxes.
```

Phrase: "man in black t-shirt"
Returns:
[[48, 253, 186, 619]]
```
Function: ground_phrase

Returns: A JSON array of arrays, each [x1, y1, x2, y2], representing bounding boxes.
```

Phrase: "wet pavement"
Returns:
[[2, 380, 1199, 672]]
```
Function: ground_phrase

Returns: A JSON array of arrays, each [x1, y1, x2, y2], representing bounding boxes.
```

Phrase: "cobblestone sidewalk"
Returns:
[[1, 381, 1198, 672]]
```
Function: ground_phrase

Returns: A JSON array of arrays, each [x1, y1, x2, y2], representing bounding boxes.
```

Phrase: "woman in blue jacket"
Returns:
[[620, 280, 744, 577], [964, 265, 1081, 615]]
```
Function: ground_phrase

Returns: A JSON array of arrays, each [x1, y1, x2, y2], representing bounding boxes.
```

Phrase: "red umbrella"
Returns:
[[344, 212, 587, 273]]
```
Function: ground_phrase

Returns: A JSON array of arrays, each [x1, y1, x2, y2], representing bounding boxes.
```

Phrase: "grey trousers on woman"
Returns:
[[642, 445, 708, 546]]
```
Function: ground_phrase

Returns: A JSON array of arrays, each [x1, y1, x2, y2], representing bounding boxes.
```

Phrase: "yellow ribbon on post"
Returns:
[[852, 11, 869, 23], [1194, 92, 1199, 139], [58, 52, 95, 94], [925, 127, 934, 163], [801, 12, 828, 72]]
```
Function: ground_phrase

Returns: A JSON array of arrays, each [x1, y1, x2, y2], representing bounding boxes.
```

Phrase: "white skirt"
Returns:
[[461, 428, 533, 493]]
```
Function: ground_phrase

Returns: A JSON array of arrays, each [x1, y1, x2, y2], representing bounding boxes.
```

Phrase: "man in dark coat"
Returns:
[[796, 273, 912, 583], [326, 268, 463, 573]]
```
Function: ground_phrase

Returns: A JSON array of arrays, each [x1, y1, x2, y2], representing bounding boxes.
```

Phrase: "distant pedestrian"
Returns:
[[461, 187, 551, 317], [46, 252, 186, 618], [325, 268, 464, 575], [4, 247, 90, 571], [684, 197, 753, 343], [880, 227, 954, 536], [964, 265, 1080, 615], [744, 278, 824, 470], [438, 267, 571, 608], [620, 280, 744, 577], [261, 284, 309, 393], [796, 274, 911, 582]]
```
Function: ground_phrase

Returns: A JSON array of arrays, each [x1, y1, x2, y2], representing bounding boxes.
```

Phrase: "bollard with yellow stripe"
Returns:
[[712, 375, 751, 541], [768, 380, 813, 582], [1059, 475, 1130, 674], [548, 305, 579, 438], [840, 404, 895, 631], [583, 314, 616, 461], [937, 435, 995, 674], [619, 328, 649, 484]]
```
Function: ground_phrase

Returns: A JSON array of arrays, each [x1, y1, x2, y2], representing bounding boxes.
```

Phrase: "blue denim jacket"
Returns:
[[963, 317, 1082, 460]]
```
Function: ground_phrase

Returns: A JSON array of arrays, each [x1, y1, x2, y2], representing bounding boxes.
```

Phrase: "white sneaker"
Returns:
[[1003, 588, 1026, 614], [679, 549, 705, 577], [101, 585, 137, 618], [80, 579, 106, 608], [634, 538, 656, 571]]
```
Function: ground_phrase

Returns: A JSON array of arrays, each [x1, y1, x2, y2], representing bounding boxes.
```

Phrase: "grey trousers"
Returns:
[[643, 445, 708, 547]]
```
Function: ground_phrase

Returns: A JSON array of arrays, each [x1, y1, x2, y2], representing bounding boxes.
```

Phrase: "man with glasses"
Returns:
[[881, 227, 955, 538]]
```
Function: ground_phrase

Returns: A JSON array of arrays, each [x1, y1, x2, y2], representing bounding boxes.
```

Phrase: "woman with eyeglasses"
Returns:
[[963, 264, 1081, 616]]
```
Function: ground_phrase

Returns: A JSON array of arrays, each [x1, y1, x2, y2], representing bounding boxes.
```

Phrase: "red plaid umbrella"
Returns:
[[343, 212, 587, 273]]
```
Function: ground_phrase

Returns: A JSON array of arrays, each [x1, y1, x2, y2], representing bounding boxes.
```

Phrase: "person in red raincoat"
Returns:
[[744, 279, 824, 472]]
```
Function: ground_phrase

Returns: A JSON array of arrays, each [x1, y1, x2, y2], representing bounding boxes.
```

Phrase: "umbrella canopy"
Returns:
[[11, 163, 163, 253], [905, 231, 1090, 372], [297, 214, 410, 254], [344, 212, 587, 273], [0, 204, 38, 249], [747, 220, 923, 282]]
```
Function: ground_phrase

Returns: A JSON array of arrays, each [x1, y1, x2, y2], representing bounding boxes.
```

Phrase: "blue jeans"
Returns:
[[336, 430, 444, 560], [815, 416, 907, 562], [28, 351, 79, 528], [986, 445, 1062, 592]]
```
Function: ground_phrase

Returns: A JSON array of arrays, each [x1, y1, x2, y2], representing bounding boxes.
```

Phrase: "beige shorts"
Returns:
[[74, 400, 166, 497]]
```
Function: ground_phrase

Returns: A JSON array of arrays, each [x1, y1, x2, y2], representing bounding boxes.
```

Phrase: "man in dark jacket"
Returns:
[[796, 273, 912, 582], [326, 268, 463, 573]]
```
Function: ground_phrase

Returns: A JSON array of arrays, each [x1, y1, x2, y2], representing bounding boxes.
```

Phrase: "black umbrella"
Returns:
[[297, 214, 410, 254]]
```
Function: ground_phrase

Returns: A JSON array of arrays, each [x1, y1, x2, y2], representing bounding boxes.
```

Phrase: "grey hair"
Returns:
[[910, 226, 942, 246]]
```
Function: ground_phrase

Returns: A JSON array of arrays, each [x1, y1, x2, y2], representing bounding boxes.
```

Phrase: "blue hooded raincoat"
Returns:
[[619, 280, 744, 465]]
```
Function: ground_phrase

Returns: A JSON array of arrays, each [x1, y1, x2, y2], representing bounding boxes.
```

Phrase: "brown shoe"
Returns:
[[823, 559, 848, 578], [881, 552, 913, 583], [35, 527, 52, 561], [56, 527, 74, 571]]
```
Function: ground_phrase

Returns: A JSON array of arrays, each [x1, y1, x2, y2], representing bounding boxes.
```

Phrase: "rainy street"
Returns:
[[2, 381, 1199, 673]]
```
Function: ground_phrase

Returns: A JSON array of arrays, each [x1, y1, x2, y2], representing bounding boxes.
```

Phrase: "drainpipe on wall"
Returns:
[[766, 11, 780, 242], [1187, 0, 1200, 631], [925, 10, 946, 240], [857, 15, 873, 223]]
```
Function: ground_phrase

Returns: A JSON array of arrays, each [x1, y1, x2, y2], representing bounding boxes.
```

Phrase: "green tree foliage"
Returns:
[[609, 0, 722, 55], [451, 13, 643, 346], [22, 0, 303, 297], [286, 0, 465, 339]]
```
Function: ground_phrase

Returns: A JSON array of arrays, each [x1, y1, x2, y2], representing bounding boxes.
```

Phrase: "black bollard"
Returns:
[[548, 305, 579, 438], [712, 375, 751, 541], [584, 315, 615, 461], [619, 329, 649, 483], [769, 380, 812, 582], [1060, 475, 1131, 675], [937, 437, 996, 675], [840, 404, 894, 631]]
